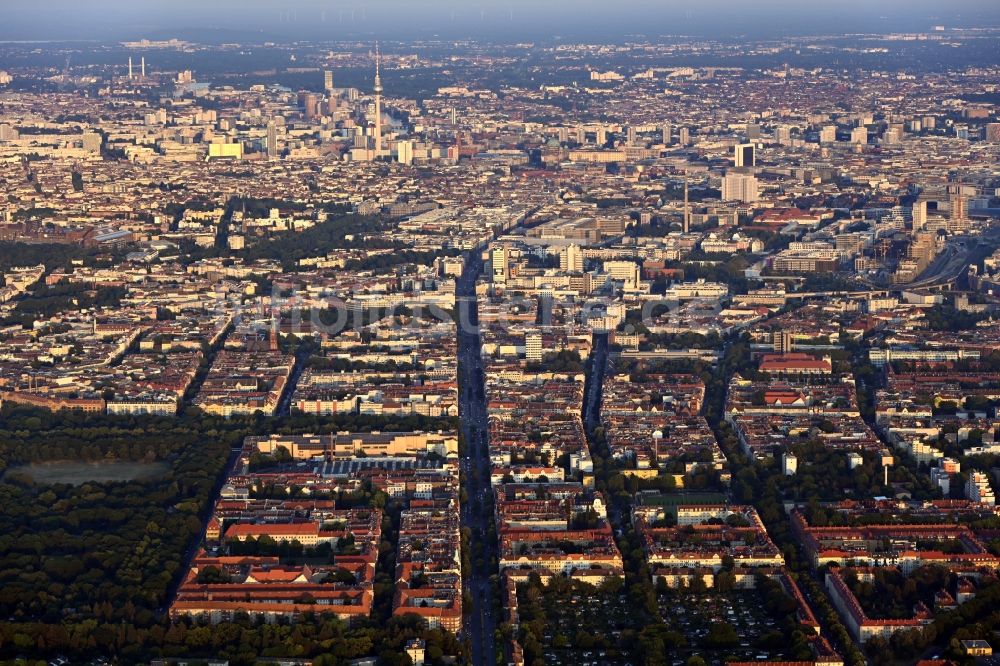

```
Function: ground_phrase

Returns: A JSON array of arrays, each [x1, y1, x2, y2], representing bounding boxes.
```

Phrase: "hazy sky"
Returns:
[[3, 0, 1000, 42]]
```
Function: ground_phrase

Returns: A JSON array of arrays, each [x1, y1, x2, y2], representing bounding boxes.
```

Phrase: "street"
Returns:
[[456, 252, 499, 666]]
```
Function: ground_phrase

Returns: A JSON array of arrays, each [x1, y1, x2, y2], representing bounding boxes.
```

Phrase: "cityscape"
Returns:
[[1, 2, 1000, 665]]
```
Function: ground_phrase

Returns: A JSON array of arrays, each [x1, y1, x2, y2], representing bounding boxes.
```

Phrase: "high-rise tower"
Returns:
[[266, 120, 278, 159], [734, 143, 755, 168], [951, 191, 967, 222], [373, 43, 383, 156], [722, 170, 759, 203]]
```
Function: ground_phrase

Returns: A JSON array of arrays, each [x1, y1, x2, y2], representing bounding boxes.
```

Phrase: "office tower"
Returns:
[[307, 94, 321, 118], [266, 121, 278, 159], [661, 123, 671, 145], [884, 125, 903, 145], [538, 292, 553, 327], [745, 123, 761, 140], [300, 92, 321, 119], [560, 244, 584, 272], [951, 192, 967, 222], [986, 123, 1000, 143], [323, 70, 334, 94], [524, 330, 543, 362], [373, 44, 383, 156], [922, 116, 937, 130], [141, 57, 146, 78], [128, 57, 133, 79], [722, 170, 759, 203], [626, 126, 636, 146], [490, 246, 508, 284], [850, 126, 868, 145], [679, 127, 690, 145], [450, 108, 457, 125], [596, 127, 607, 146], [775, 126, 791, 145], [575, 127, 586, 144], [734, 143, 755, 168], [912, 199, 928, 230], [397, 140, 414, 165], [353, 127, 368, 148], [819, 125, 836, 143]]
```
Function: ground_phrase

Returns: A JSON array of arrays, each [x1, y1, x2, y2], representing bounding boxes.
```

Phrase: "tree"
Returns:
[[715, 571, 736, 593], [704, 621, 739, 648]]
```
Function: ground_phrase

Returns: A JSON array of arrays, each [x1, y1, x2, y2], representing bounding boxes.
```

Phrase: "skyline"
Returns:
[[2, 7, 1000, 666]]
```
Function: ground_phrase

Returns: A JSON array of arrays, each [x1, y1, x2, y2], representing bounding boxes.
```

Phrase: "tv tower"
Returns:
[[373, 43, 383, 156]]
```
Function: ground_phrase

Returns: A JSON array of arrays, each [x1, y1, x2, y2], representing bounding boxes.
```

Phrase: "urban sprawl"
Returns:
[[1, 29, 1000, 666]]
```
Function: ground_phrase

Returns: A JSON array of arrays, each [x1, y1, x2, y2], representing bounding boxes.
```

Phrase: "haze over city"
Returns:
[[4, 0, 1000, 41]]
